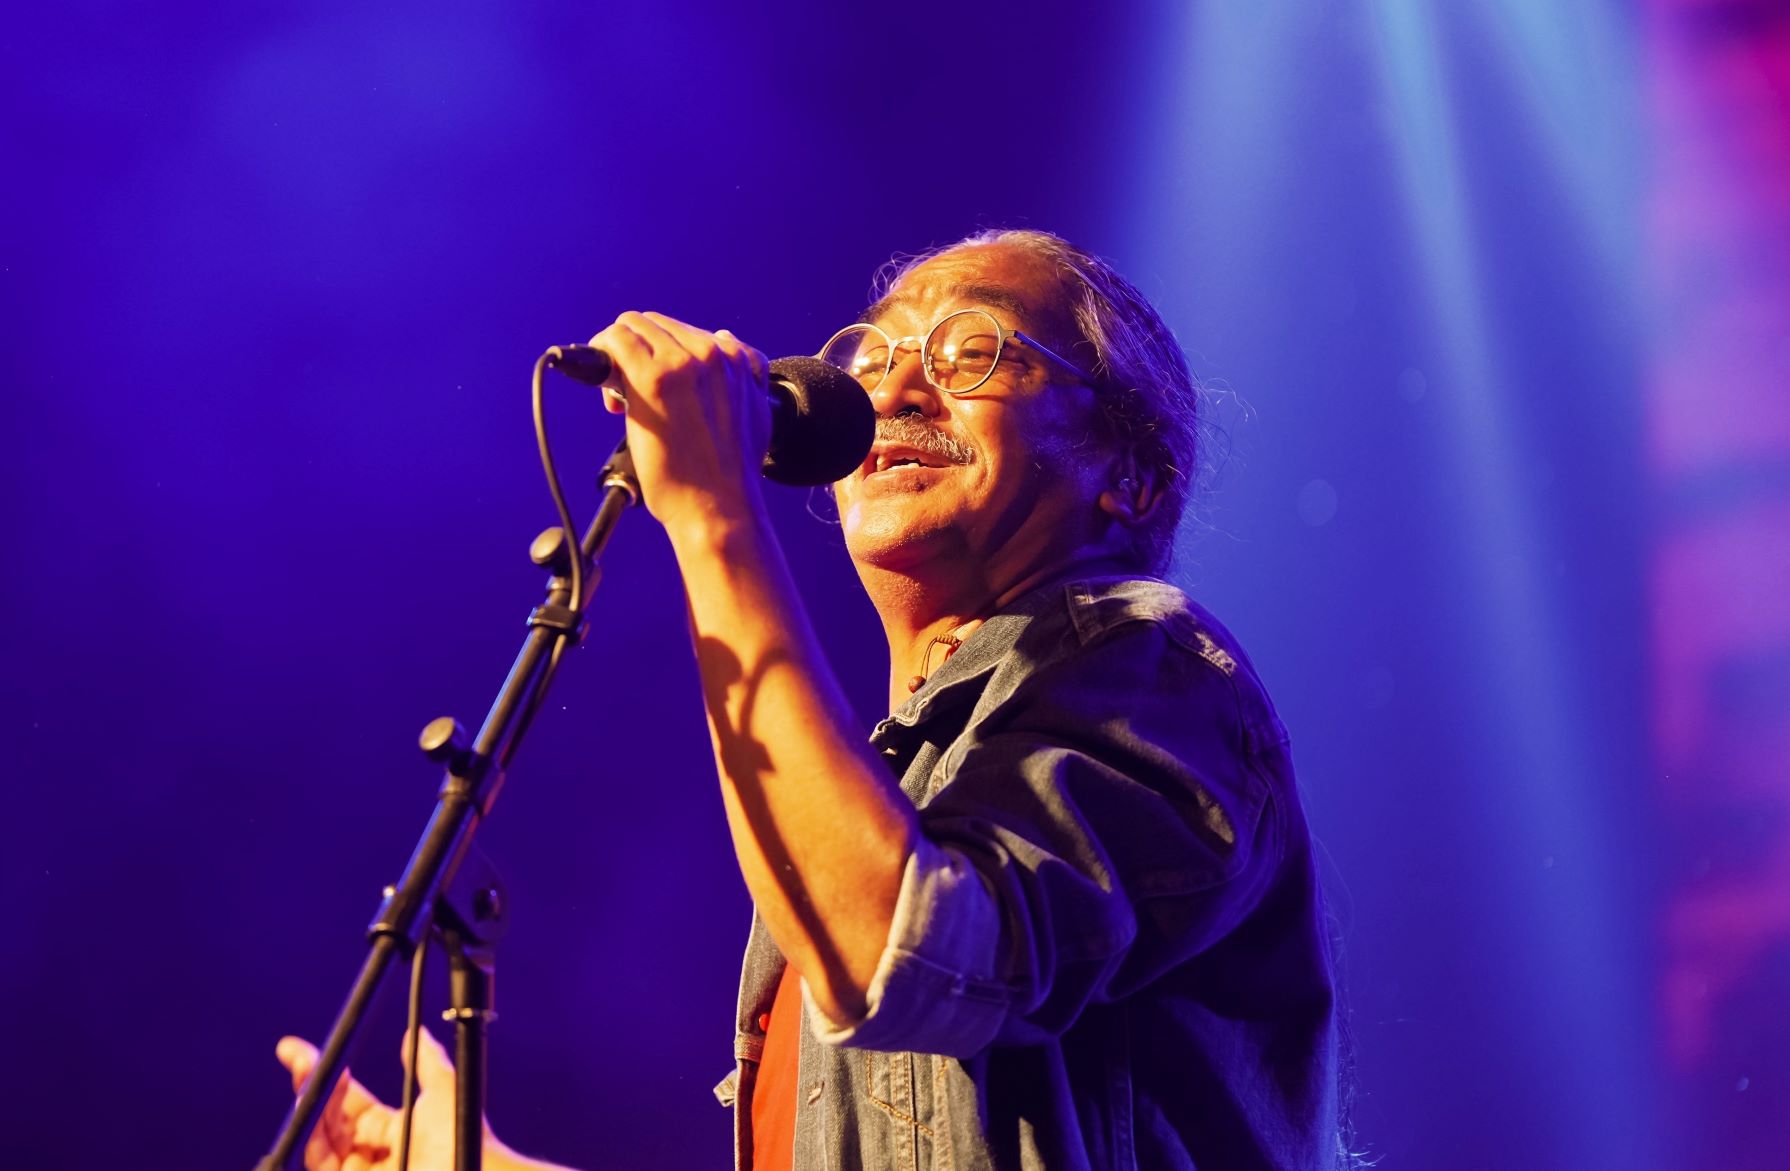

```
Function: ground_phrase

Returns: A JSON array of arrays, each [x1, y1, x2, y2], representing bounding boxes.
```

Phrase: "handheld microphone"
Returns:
[[545, 345, 873, 487]]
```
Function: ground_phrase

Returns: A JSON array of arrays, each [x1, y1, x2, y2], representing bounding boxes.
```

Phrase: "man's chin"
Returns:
[[842, 509, 959, 571]]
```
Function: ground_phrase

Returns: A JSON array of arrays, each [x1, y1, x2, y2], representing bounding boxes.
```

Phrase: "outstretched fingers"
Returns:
[[276, 1036, 385, 1115], [276, 1035, 394, 1169], [400, 1024, 457, 1087]]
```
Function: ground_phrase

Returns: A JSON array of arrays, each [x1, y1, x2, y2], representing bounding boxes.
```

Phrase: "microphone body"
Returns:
[[546, 345, 873, 487]]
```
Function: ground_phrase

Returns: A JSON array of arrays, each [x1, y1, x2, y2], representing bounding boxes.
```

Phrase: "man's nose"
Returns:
[[869, 348, 944, 417]]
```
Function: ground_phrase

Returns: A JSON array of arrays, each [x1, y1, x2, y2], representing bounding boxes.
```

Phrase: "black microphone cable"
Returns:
[[394, 349, 588, 1171]]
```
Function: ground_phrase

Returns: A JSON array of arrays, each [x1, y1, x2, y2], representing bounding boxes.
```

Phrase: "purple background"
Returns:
[[5, 2, 1785, 1169]]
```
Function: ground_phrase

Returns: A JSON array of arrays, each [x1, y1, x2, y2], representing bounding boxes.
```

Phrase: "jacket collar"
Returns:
[[869, 577, 1075, 746]]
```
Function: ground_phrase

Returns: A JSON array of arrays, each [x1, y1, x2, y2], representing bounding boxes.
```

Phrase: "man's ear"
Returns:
[[1096, 456, 1163, 526]]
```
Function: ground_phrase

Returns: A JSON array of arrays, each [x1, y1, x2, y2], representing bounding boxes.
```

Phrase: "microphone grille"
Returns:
[[763, 356, 875, 486]]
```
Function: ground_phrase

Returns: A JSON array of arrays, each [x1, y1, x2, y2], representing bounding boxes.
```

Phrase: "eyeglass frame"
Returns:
[[817, 307, 1100, 397]]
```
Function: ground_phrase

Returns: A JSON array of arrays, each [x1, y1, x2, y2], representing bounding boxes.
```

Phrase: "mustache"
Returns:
[[874, 413, 975, 466]]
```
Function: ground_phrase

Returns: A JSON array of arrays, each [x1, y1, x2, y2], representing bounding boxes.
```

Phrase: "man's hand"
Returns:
[[584, 312, 772, 534], [581, 312, 913, 1024]]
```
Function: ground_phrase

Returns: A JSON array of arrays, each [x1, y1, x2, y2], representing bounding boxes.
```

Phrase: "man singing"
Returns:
[[278, 229, 1340, 1170]]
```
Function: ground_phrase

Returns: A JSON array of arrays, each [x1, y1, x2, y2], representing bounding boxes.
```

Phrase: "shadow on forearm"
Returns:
[[693, 633, 858, 1009]]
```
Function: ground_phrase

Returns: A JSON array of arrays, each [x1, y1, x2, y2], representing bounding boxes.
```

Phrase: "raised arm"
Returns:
[[583, 310, 914, 1023]]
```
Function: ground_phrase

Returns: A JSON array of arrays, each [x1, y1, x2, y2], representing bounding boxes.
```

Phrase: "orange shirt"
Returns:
[[750, 963, 804, 1171]]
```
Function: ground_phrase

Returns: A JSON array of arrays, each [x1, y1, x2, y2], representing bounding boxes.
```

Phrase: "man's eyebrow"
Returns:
[[861, 283, 1031, 326], [859, 291, 908, 325]]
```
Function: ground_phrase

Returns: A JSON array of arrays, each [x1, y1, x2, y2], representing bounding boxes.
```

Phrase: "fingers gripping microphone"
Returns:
[[546, 345, 874, 487]]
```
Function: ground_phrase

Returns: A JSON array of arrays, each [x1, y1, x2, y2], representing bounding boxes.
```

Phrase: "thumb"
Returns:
[[276, 1036, 320, 1092], [401, 1026, 457, 1089]]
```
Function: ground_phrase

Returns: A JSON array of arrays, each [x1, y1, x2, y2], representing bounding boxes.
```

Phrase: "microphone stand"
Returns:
[[256, 439, 640, 1171]]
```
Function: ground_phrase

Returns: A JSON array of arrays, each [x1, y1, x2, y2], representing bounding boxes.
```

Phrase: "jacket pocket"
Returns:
[[862, 1050, 935, 1171]]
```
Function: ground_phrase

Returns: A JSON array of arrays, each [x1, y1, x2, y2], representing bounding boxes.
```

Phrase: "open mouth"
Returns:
[[874, 453, 942, 473], [865, 443, 955, 476]]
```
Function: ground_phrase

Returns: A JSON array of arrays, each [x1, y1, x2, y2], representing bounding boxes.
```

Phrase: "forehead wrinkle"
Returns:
[[862, 282, 1033, 329]]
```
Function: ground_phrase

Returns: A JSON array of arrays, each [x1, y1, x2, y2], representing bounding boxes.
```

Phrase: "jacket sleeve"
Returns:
[[807, 619, 1288, 1056]]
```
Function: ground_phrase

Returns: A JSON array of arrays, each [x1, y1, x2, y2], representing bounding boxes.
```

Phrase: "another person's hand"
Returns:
[[275, 1029, 465, 1171], [274, 1031, 576, 1171]]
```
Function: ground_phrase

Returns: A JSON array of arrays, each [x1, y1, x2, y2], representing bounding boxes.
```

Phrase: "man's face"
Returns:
[[831, 243, 1110, 579]]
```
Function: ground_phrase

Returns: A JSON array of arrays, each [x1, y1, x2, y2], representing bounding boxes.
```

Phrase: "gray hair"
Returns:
[[873, 228, 1204, 574]]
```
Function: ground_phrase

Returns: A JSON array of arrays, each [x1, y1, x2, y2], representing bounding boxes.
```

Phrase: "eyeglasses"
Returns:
[[817, 308, 1098, 396]]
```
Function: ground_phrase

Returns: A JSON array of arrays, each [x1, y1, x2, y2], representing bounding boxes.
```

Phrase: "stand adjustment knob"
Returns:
[[530, 527, 574, 575], [419, 717, 470, 767]]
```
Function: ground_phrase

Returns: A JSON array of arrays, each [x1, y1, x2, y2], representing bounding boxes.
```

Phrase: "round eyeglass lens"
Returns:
[[819, 325, 891, 392], [925, 310, 1003, 393]]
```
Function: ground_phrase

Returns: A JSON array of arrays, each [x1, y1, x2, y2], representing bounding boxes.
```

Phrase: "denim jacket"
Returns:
[[714, 577, 1338, 1170]]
